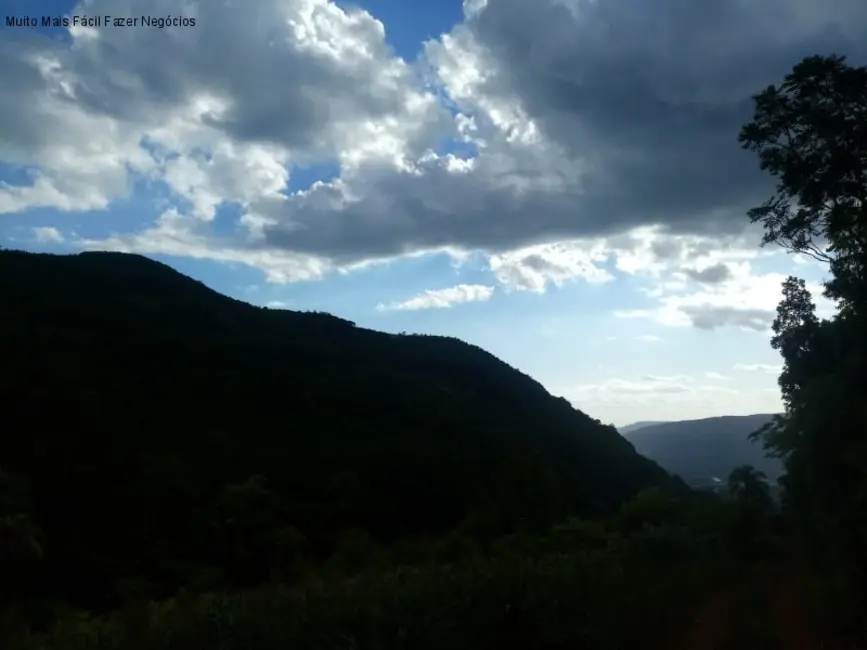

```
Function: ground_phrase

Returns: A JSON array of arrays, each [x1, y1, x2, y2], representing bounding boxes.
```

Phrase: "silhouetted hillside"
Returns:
[[0, 249, 683, 609], [620, 415, 783, 488]]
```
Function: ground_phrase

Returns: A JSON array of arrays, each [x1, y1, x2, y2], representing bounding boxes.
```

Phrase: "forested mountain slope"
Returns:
[[621, 415, 782, 487], [0, 249, 682, 608]]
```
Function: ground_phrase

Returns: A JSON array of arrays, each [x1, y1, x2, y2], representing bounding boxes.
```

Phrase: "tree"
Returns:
[[741, 54, 867, 524], [741, 54, 867, 638], [215, 475, 291, 586], [726, 465, 775, 562], [738, 54, 867, 313], [618, 486, 681, 531], [727, 465, 773, 514], [769, 277, 821, 407]]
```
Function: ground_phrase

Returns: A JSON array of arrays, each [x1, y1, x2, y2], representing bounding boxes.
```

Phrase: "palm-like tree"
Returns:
[[728, 465, 773, 512]]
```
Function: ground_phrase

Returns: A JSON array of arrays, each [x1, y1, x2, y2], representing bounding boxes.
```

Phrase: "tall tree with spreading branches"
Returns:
[[740, 54, 867, 640]]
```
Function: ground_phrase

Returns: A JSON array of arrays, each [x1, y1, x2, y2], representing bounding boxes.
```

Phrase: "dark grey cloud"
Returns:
[[261, 158, 593, 261], [56, 0, 449, 153], [0, 33, 66, 161], [260, 0, 867, 263], [461, 0, 867, 235], [683, 263, 732, 284], [683, 305, 774, 331]]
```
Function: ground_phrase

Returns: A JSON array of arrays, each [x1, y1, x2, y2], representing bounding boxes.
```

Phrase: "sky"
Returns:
[[1, 0, 865, 426]]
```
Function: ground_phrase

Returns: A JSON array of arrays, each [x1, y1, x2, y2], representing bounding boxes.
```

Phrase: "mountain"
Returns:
[[0, 249, 683, 607], [620, 414, 782, 488], [618, 421, 666, 435]]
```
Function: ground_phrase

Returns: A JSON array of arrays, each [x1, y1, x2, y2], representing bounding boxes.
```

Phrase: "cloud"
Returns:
[[636, 334, 662, 342], [32, 227, 64, 243], [1, 0, 449, 227], [616, 260, 834, 331], [683, 305, 775, 331], [557, 372, 776, 424], [489, 240, 613, 292], [682, 262, 732, 284], [81, 209, 333, 284], [733, 363, 783, 374], [1, 0, 865, 285], [376, 284, 495, 311], [420, 0, 867, 243], [563, 374, 742, 403], [582, 376, 696, 396]]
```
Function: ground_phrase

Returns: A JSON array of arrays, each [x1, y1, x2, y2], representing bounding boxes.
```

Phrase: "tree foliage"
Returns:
[[727, 466, 772, 514], [739, 54, 867, 312], [742, 53, 867, 642]]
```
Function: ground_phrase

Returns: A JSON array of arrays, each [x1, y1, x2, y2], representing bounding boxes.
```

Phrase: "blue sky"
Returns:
[[2, 0, 860, 425]]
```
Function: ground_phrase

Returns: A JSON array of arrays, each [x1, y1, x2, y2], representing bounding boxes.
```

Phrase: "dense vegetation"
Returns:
[[623, 415, 783, 488], [1, 52, 865, 649]]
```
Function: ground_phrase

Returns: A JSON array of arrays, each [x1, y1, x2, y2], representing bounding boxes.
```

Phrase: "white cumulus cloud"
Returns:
[[376, 284, 495, 311]]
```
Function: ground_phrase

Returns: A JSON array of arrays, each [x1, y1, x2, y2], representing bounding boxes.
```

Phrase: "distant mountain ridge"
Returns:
[[618, 421, 666, 435], [619, 414, 782, 488]]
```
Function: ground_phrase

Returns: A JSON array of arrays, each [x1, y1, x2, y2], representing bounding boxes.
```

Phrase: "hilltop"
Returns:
[[0, 249, 683, 608]]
